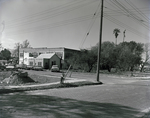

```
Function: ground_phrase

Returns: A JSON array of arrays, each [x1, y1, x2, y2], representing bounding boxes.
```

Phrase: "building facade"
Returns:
[[19, 47, 80, 69]]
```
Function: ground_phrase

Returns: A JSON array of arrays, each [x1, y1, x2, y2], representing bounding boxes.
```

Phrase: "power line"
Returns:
[[125, 0, 150, 22], [104, 13, 149, 40], [6, 0, 83, 23], [6, 10, 149, 41], [6, 0, 98, 29], [79, 0, 101, 49], [5, 0, 149, 43], [6, 13, 100, 36], [109, 0, 149, 30]]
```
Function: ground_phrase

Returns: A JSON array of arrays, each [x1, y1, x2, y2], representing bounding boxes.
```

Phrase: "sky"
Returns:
[[0, 0, 150, 50]]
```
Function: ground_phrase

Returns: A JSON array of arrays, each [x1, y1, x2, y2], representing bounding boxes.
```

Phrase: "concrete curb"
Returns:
[[0, 78, 102, 94]]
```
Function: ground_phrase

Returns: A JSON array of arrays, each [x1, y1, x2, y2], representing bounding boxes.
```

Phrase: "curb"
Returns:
[[0, 79, 103, 94]]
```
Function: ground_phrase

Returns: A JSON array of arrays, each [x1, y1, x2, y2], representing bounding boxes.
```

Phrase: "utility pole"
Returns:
[[97, 0, 104, 82], [123, 30, 126, 42], [23, 50, 24, 64], [18, 45, 20, 64]]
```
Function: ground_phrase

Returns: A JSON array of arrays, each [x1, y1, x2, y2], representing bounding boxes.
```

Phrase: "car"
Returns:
[[16, 64, 27, 69], [6, 64, 17, 71], [33, 66, 43, 71], [26, 65, 34, 70], [51, 65, 60, 72]]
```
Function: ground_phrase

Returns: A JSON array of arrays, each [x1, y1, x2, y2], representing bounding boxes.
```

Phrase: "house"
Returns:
[[28, 53, 61, 69], [19, 47, 80, 69]]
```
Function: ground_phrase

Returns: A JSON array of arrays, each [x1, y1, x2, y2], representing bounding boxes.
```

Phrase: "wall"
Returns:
[[49, 55, 60, 69], [34, 58, 43, 66]]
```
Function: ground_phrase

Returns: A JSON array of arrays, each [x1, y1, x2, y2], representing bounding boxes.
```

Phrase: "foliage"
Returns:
[[20, 40, 31, 48], [11, 40, 32, 64], [70, 41, 144, 72], [0, 49, 11, 60], [79, 49, 97, 72], [64, 50, 79, 69], [140, 43, 150, 72], [113, 28, 120, 45], [115, 41, 144, 71], [101, 41, 116, 72]]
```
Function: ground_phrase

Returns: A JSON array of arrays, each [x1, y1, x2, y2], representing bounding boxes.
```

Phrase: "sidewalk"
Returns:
[[0, 77, 102, 94]]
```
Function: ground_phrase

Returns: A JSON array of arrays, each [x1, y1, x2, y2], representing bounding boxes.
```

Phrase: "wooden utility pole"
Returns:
[[97, 0, 104, 82], [123, 30, 126, 42], [18, 46, 20, 64]]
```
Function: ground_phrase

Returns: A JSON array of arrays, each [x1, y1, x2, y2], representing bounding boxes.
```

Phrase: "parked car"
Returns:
[[26, 65, 34, 70], [51, 65, 60, 72], [16, 64, 27, 69], [6, 64, 17, 71], [33, 66, 43, 71]]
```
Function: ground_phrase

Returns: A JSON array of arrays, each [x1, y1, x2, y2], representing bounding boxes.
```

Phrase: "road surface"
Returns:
[[0, 72, 150, 118]]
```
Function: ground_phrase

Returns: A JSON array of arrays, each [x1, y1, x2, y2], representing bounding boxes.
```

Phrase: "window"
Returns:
[[20, 53, 23, 57], [38, 62, 42, 66], [52, 61, 56, 65], [29, 53, 33, 57], [29, 62, 33, 66]]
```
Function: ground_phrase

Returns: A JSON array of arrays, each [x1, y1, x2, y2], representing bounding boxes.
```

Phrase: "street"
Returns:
[[0, 72, 150, 118]]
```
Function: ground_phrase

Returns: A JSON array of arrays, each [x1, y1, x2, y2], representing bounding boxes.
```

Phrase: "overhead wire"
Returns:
[[116, 0, 149, 27], [6, 0, 98, 29], [125, 0, 150, 22], [6, 0, 83, 23], [109, 0, 149, 30], [6, 10, 149, 41], [6, 13, 101, 36], [5, 0, 149, 43], [79, 0, 101, 49], [104, 13, 149, 40], [103, 4, 150, 17]]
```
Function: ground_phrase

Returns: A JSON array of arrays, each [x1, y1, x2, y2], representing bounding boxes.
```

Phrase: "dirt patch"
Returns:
[[1, 71, 36, 85], [0, 71, 60, 86]]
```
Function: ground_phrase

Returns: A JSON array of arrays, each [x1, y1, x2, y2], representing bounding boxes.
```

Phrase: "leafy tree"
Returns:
[[20, 40, 31, 48], [113, 28, 120, 45], [0, 49, 11, 60], [115, 41, 144, 71], [101, 41, 116, 72], [12, 40, 32, 64], [140, 43, 150, 72], [77, 49, 97, 72]]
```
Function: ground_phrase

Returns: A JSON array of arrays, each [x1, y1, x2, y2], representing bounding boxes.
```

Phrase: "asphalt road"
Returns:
[[0, 71, 150, 118]]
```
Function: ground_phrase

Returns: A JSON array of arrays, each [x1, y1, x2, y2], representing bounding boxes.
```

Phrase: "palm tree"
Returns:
[[113, 28, 120, 45]]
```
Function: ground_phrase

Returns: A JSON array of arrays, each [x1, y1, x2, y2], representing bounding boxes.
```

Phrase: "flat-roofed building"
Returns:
[[19, 47, 80, 69]]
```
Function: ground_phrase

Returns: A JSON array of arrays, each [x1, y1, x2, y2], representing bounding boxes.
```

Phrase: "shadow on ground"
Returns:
[[0, 93, 140, 118]]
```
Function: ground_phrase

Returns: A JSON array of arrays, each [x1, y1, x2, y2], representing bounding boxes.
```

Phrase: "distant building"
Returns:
[[28, 53, 60, 69], [19, 47, 80, 69]]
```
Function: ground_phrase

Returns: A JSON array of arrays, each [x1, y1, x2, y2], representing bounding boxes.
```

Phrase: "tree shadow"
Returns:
[[0, 93, 140, 118]]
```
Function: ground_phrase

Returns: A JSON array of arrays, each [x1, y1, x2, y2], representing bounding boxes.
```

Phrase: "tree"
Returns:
[[78, 49, 97, 72], [115, 41, 144, 71], [0, 49, 11, 60], [140, 43, 150, 72], [113, 28, 120, 45], [11, 40, 32, 64], [20, 40, 31, 48], [69, 48, 97, 72], [101, 41, 116, 72]]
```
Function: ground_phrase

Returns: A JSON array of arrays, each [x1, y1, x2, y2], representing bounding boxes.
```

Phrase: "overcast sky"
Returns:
[[0, 0, 150, 50]]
